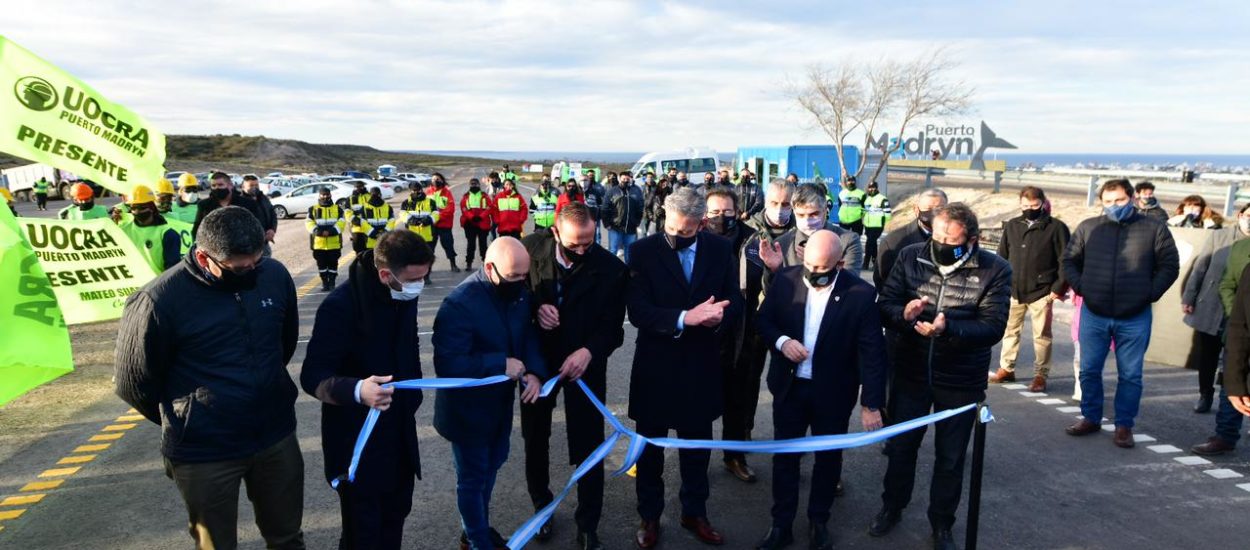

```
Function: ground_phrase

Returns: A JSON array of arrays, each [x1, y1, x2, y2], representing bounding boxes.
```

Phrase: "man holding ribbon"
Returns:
[[300, 230, 433, 549], [434, 237, 549, 550]]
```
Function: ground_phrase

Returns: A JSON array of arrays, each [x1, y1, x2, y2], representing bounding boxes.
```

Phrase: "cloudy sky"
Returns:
[[6, 0, 1248, 154]]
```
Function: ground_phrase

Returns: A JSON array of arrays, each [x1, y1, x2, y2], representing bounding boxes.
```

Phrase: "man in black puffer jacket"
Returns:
[[1061, 179, 1179, 448], [115, 206, 304, 549], [870, 203, 1011, 550]]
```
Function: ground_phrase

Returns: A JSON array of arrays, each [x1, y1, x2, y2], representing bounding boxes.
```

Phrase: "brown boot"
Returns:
[[1028, 375, 1047, 392], [1192, 436, 1236, 456], [988, 368, 1016, 383], [1113, 426, 1135, 448], [1065, 419, 1100, 436]]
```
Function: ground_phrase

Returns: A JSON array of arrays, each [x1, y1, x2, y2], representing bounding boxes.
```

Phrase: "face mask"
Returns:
[[1022, 208, 1043, 221], [766, 207, 792, 226], [387, 275, 424, 301], [665, 232, 697, 250], [1142, 197, 1159, 208], [134, 208, 156, 224], [704, 215, 737, 236], [183, 191, 201, 203], [470, 185, 481, 193], [678, 178, 689, 185], [867, 189, 878, 196], [157, 200, 172, 213], [435, 180, 446, 188], [78, 200, 95, 211], [540, 184, 551, 194], [414, 191, 426, 202], [1104, 202, 1135, 223], [1185, 209, 1201, 219], [931, 239, 970, 267], [489, 264, 525, 302], [319, 196, 332, 206], [203, 256, 261, 291], [370, 196, 384, 206], [918, 209, 935, 228], [620, 179, 631, 187], [846, 183, 857, 190], [798, 216, 824, 235], [1240, 217, 1250, 234], [566, 188, 578, 197], [210, 188, 230, 201], [804, 266, 838, 288]]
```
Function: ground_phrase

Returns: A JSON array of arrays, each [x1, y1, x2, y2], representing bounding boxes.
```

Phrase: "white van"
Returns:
[[629, 147, 720, 181]]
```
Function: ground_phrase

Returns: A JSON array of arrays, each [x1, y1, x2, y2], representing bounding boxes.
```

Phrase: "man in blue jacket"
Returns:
[[433, 236, 549, 550], [301, 230, 433, 549]]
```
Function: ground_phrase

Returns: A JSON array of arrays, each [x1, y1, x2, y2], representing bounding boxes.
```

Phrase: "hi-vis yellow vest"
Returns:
[[307, 203, 346, 250], [358, 203, 394, 248], [399, 198, 438, 242], [532, 193, 555, 228], [497, 195, 521, 211]]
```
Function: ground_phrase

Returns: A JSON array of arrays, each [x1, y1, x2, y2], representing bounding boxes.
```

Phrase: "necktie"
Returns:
[[680, 248, 693, 283]]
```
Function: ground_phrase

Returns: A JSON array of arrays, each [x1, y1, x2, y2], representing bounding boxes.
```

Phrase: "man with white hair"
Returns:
[[626, 187, 744, 548]]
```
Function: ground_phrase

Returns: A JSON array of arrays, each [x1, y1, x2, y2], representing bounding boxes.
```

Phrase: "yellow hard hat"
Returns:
[[155, 178, 175, 195], [177, 173, 198, 190], [128, 185, 157, 205], [0, 188, 13, 203]]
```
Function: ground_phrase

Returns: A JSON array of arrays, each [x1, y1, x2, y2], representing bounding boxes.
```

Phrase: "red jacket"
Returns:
[[492, 189, 528, 233], [426, 185, 456, 229], [556, 191, 584, 215], [459, 190, 494, 230]]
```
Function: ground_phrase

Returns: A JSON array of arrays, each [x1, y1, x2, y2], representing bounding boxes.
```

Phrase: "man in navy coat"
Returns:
[[753, 230, 888, 550], [301, 230, 434, 549], [626, 187, 744, 548], [433, 237, 549, 550]]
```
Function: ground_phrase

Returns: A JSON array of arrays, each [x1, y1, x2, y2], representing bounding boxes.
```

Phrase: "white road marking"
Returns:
[[1001, 384, 1028, 390], [1019, 391, 1047, 398], [1133, 434, 1157, 443], [1148, 445, 1182, 454], [1037, 398, 1065, 405], [1203, 469, 1242, 479], [1057, 406, 1082, 413], [1101, 424, 1115, 432], [1174, 456, 1212, 466], [1237, 483, 1250, 493]]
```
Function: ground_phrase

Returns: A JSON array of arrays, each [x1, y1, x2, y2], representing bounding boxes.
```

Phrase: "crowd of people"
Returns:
[[96, 164, 1250, 550]]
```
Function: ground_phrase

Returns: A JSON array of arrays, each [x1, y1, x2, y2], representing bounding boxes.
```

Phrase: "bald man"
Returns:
[[753, 230, 889, 550], [433, 237, 550, 550]]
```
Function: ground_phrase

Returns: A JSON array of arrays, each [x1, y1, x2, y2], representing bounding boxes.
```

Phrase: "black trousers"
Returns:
[[432, 227, 456, 260], [313, 249, 341, 277], [520, 375, 606, 532], [839, 220, 864, 235], [1186, 329, 1223, 396], [771, 379, 854, 528], [722, 329, 767, 461], [864, 226, 884, 270], [36, 193, 47, 209], [881, 377, 983, 530], [635, 421, 712, 521], [464, 225, 488, 262], [335, 472, 415, 550]]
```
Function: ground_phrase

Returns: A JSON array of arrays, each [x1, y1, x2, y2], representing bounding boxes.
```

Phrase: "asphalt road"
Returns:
[[2, 177, 1249, 549]]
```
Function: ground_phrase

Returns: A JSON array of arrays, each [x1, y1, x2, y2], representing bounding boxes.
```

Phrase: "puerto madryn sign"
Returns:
[[870, 120, 1016, 171], [0, 35, 166, 195]]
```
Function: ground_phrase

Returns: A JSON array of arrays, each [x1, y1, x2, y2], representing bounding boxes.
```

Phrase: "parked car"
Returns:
[[269, 182, 357, 219], [341, 178, 396, 199], [261, 176, 316, 196]]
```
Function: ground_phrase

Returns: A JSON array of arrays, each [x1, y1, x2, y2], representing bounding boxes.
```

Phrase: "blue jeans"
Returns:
[[451, 434, 511, 550], [1215, 385, 1245, 445], [608, 229, 637, 262], [1077, 305, 1151, 428]]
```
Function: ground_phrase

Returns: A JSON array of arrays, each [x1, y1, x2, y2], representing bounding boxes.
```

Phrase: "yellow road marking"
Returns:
[[0, 509, 25, 520], [115, 414, 145, 422], [102, 424, 136, 432], [73, 444, 110, 453], [126, 408, 138, 414], [1, 494, 44, 506], [38, 467, 80, 478], [20, 480, 62, 492], [89, 433, 124, 442], [56, 455, 95, 465]]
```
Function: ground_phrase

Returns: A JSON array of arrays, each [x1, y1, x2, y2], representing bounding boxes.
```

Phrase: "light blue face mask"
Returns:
[[388, 278, 424, 301], [1104, 202, 1135, 222]]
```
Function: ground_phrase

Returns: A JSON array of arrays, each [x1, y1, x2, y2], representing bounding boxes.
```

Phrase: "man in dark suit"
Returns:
[[626, 187, 744, 548], [520, 203, 628, 550], [192, 171, 265, 238], [872, 188, 947, 289], [301, 230, 433, 549], [433, 237, 550, 550], [753, 230, 888, 550]]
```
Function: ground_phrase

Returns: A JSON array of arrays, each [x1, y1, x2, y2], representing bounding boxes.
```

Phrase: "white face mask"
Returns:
[[388, 277, 424, 301], [798, 215, 824, 235], [766, 207, 792, 226]]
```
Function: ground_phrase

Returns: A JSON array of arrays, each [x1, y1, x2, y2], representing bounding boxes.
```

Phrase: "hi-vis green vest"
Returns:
[[466, 192, 485, 210], [398, 198, 438, 242], [58, 204, 109, 220], [119, 220, 178, 273], [838, 188, 866, 224], [496, 195, 522, 212], [532, 193, 555, 228], [864, 193, 892, 229], [169, 201, 198, 224], [33, 179, 49, 194], [165, 217, 194, 255], [306, 203, 346, 250]]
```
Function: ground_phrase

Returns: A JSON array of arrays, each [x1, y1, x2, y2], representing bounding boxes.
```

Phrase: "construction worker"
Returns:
[[347, 181, 371, 253], [530, 176, 557, 234], [306, 187, 346, 291], [397, 186, 440, 243], [1, 188, 16, 216], [460, 177, 494, 269], [862, 181, 891, 271], [426, 172, 459, 272], [117, 185, 182, 273], [169, 173, 202, 224], [154, 178, 176, 215], [493, 178, 528, 239], [58, 183, 109, 220], [33, 176, 50, 211], [837, 176, 866, 235], [354, 187, 395, 250]]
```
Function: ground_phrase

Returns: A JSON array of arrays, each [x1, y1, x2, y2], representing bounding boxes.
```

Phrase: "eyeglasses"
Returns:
[[205, 253, 265, 276]]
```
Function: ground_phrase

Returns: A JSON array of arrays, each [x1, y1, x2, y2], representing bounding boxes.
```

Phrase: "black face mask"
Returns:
[[319, 197, 332, 206], [917, 209, 935, 228], [931, 239, 970, 267], [210, 188, 230, 201], [665, 232, 697, 250], [846, 183, 857, 191], [134, 208, 156, 224], [204, 254, 261, 292], [556, 234, 585, 265], [470, 185, 481, 193], [489, 265, 525, 302], [370, 196, 384, 206], [566, 188, 578, 197], [704, 215, 737, 236], [540, 184, 551, 193], [867, 189, 878, 196], [78, 200, 95, 211], [803, 266, 837, 288], [435, 180, 446, 188], [1022, 208, 1043, 221], [620, 179, 631, 187], [414, 191, 426, 202]]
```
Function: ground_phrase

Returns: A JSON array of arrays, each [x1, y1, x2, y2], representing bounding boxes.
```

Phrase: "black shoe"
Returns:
[[868, 508, 902, 537], [931, 527, 956, 550], [1194, 393, 1214, 413], [577, 530, 604, 550], [809, 523, 832, 550], [489, 528, 507, 548], [755, 526, 793, 550], [534, 518, 553, 541], [450, 260, 462, 273]]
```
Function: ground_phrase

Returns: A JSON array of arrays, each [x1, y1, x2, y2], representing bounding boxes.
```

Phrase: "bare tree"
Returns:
[[792, 47, 974, 188]]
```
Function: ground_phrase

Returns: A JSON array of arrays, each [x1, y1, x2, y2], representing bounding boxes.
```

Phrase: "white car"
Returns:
[[398, 172, 433, 184], [269, 182, 357, 219], [320, 175, 351, 182], [342, 178, 396, 199]]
